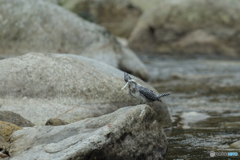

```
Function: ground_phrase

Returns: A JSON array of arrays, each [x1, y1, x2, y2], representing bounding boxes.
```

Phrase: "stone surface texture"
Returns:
[[0, 111, 34, 127], [9, 105, 168, 160], [0, 53, 171, 127], [0, 121, 22, 142]]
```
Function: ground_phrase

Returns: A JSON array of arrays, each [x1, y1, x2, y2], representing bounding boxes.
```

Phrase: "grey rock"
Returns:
[[0, 53, 171, 127], [0, 111, 34, 127], [9, 105, 168, 160], [129, 0, 160, 12], [43, 0, 58, 4], [129, 0, 240, 57], [0, 136, 9, 152], [60, 0, 142, 38], [0, 0, 148, 80]]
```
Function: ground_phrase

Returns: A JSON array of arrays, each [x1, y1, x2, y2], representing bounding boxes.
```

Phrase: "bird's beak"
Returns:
[[121, 82, 129, 90]]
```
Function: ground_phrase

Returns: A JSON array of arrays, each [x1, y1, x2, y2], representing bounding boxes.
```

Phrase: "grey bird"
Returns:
[[121, 72, 170, 104]]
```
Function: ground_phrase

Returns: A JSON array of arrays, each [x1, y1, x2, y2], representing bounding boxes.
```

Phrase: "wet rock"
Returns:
[[229, 140, 240, 149], [0, 0, 148, 80], [0, 111, 34, 127], [0, 53, 171, 127], [45, 118, 69, 126], [0, 121, 22, 141], [9, 105, 168, 160], [60, 0, 141, 38], [129, 0, 240, 57]]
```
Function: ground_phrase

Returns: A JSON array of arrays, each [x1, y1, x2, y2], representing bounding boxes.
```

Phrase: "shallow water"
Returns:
[[141, 56, 240, 159]]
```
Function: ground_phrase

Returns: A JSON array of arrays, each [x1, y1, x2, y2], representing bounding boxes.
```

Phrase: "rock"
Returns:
[[45, 118, 69, 126], [0, 53, 171, 127], [0, 146, 8, 159], [9, 105, 168, 160], [116, 37, 128, 47], [129, 0, 240, 57], [0, 111, 34, 127], [43, 0, 58, 4], [0, 153, 8, 159], [0, 0, 148, 80], [0, 121, 22, 141], [229, 140, 240, 149], [129, 0, 160, 12], [0, 137, 9, 151], [60, 0, 141, 38]]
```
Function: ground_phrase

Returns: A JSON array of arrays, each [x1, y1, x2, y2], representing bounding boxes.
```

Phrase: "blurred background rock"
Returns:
[[59, 0, 141, 38], [129, 0, 240, 58]]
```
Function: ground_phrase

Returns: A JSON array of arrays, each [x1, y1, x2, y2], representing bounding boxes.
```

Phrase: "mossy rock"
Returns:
[[0, 121, 22, 141]]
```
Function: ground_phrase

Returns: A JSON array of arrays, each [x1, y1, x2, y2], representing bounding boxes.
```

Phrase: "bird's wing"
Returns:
[[138, 84, 153, 92], [138, 86, 158, 101]]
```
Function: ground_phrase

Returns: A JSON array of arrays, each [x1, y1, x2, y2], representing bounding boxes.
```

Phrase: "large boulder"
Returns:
[[129, 0, 240, 57], [9, 105, 168, 160], [60, 0, 141, 38], [0, 53, 171, 127], [0, 0, 148, 80], [0, 111, 34, 127]]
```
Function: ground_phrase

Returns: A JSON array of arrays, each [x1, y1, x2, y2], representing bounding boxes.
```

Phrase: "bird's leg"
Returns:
[[139, 100, 142, 104], [129, 90, 136, 98]]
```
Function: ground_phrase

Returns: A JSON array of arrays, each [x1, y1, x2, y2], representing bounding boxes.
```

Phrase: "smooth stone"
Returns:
[[0, 53, 171, 127]]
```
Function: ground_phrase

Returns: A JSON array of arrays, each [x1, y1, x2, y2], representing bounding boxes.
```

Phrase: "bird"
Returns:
[[121, 72, 170, 104]]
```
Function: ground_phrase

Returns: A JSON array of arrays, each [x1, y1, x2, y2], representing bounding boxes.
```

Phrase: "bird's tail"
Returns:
[[157, 92, 171, 102]]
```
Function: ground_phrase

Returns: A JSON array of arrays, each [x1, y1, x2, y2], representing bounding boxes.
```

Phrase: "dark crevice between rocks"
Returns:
[[149, 26, 155, 38], [84, 149, 107, 160]]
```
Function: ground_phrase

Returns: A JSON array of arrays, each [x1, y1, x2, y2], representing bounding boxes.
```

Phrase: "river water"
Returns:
[[140, 55, 240, 159]]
